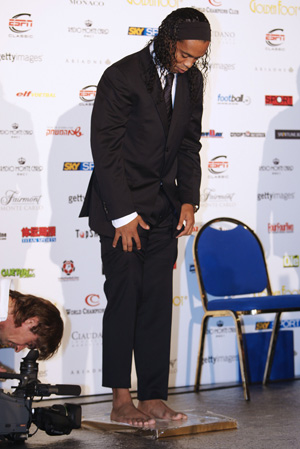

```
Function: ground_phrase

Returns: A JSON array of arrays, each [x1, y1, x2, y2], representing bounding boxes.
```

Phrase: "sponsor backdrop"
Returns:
[[1, 0, 299, 395]]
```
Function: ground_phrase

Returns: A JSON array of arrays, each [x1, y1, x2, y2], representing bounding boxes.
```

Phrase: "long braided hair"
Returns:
[[147, 8, 211, 102]]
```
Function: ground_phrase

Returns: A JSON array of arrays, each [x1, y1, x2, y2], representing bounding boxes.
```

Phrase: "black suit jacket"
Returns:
[[80, 46, 203, 237]]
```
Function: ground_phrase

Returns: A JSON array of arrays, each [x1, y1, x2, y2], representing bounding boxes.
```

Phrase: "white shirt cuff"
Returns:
[[112, 212, 138, 228]]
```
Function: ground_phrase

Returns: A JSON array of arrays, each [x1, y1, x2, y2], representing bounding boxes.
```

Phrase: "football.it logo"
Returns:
[[62, 260, 75, 275]]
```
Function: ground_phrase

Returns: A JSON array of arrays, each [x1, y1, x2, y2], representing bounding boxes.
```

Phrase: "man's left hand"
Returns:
[[176, 203, 195, 238]]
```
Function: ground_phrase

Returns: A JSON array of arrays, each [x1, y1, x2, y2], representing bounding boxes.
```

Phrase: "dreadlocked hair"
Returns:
[[147, 8, 211, 103]]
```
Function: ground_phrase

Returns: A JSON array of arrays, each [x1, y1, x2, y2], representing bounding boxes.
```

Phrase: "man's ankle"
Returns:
[[112, 388, 132, 408]]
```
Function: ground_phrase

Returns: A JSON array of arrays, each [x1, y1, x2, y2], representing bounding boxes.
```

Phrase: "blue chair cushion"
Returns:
[[198, 225, 268, 296], [207, 295, 300, 312]]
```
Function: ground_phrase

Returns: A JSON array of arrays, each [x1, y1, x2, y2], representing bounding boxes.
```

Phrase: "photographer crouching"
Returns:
[[0, 279, 63, 368], [0, 279, 81, 442]]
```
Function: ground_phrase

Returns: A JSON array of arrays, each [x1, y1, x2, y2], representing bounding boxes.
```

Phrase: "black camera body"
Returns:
[[0, 349, 82, 442]]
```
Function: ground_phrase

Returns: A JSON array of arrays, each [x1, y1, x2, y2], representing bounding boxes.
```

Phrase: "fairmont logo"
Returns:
[[1, 190, 42, 207], [200, 188, 235, 207], [275, 130, 300, 139], [265, 95, 293, 106], [268, 222, 294, 233]]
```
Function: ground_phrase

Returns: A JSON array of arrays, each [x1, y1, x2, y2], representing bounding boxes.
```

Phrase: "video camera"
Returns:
[[0, 349, 82, 442]]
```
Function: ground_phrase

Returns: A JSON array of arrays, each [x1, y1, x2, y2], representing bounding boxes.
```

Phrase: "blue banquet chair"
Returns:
[[193, 217, 300, 400]]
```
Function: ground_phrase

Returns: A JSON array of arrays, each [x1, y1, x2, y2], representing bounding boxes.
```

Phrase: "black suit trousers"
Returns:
[[100, 192, 178, 400]]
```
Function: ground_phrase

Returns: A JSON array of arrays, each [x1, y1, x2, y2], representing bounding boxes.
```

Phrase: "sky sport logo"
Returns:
[[128, 27, 158, 36], [63, 162, 94, 171], [265, 95, 293, 106], [9, 14, 33, 33]]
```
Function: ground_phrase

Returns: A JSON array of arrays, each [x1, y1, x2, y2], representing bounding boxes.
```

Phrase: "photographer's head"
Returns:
[[0, 290, 63, 360]]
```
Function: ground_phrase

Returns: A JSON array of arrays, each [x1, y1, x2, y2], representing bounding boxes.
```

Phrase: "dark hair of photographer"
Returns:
[[9, 290, 64, 360]]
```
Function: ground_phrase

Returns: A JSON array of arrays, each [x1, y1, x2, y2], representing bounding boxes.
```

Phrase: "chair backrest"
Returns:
[[193, 218, 270, 307]]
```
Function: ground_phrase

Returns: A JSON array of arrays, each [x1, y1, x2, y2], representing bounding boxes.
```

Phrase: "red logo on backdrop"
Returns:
[[208, 156, 229, 174], [46, 127, 83, 137], [21, 226, 56, 237], [62, 260, 75, 276], [79, 85, 97, 102], [209, 0, 222, 5], [85, 294, 100, 307], [9, 14, 33, 33], [266, 28, 285, 46], [265, 96, 293, 106]]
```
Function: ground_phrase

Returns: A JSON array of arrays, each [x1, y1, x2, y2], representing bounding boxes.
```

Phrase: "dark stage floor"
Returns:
[[1, 380, 299, 448]]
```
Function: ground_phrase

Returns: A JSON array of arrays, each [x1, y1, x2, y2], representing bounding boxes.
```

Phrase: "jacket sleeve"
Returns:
[[176, 73, 203, 208], [90, 65, 135, 221]]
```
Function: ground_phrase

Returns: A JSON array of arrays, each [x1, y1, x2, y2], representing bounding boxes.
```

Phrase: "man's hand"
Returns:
[[176, 203, 195, 238], [113, 215, 150, 252]]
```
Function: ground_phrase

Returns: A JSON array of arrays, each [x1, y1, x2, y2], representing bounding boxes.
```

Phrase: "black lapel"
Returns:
[[139, 47, 169, 137]]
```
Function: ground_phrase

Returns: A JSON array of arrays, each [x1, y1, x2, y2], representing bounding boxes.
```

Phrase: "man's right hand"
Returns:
[[112, 215, 149, 252]]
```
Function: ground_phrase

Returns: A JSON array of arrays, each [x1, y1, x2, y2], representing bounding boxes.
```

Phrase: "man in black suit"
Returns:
[[80, 7, 211, 426]]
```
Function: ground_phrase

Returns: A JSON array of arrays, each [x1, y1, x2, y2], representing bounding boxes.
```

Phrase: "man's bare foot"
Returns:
[[111, 388, 156, 427], [138, 399, 188, 421]]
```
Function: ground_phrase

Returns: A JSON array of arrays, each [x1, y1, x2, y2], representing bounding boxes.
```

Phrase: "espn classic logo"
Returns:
[[265, 95, 293, 106], [9, 13, 33, 33]]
